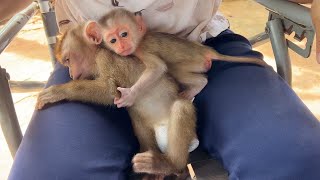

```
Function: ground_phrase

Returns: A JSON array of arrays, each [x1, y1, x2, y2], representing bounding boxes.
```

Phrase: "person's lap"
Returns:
[[9, 30, 320, 180], [8, 65, 139, 180]]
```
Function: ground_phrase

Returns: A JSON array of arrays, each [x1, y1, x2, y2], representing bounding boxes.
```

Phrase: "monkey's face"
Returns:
[[60, 41, 96, 80], [102, 24, 138, 56]]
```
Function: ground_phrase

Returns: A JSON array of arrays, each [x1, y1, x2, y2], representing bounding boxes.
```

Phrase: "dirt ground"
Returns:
[[0, 1, 319, 179]]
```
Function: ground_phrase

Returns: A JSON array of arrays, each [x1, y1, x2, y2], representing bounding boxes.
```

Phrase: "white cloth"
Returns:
[[55, 0, 229, 42], [155, 124, 199, 153]]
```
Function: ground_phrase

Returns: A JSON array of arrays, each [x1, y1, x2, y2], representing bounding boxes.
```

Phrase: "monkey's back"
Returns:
[[143, 32, 211, 65]]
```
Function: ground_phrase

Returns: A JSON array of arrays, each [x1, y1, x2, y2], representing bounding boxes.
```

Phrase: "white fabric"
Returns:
[[155, 124, 199, 153], [55, 0, 229, 42]]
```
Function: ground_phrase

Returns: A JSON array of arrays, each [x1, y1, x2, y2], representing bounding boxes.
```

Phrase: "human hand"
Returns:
[[114, 87, 138, 108]]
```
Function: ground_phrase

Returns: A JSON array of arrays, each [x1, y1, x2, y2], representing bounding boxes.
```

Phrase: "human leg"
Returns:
[[195, 30, 320, 179], [8, 63, 139, 180]]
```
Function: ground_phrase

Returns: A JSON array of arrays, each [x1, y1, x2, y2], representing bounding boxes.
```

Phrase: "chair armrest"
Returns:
[[256, 0, 314, 29]]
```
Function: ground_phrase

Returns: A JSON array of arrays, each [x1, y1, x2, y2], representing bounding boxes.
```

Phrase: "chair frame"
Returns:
[[249, 0, 315, 85], [0, 0, 58, 157]]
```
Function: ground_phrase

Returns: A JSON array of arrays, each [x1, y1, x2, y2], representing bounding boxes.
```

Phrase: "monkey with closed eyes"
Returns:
[[36, 22, 197, 179], [93, 8, 268, 108]]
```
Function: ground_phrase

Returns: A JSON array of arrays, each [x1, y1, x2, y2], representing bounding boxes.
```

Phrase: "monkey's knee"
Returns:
[[171, 100, 196, 124]]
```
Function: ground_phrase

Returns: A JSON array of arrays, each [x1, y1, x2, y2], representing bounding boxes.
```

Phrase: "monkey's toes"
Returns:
[[132, 151, 154, 162], [132, 151, 157, 173]]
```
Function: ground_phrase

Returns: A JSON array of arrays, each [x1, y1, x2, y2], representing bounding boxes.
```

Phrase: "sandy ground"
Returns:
[[0, 1, 319, 179]]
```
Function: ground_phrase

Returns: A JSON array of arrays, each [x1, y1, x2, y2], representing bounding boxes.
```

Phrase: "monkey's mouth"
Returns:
[[119, 48, 133, 56]]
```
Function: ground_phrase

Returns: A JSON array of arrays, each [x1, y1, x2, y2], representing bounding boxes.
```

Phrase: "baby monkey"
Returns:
[[94, 8, 268, 107], [36, 22, 197, 179]]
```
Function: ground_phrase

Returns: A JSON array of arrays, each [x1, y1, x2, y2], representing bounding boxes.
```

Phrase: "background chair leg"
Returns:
[[37, 0, 58, 66], [0, 67, 23, 158], [267, 18, 292, 86]]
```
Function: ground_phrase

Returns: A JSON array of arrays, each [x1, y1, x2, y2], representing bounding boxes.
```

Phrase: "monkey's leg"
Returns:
[[130, 112, 168, 178], [173, 71, 208, 99], [166, 99, 196, 172], [129, 112, 159, 152], [133, 100, 196, 176]]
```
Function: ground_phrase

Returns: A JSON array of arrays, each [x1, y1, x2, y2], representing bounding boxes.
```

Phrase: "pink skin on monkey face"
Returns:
[[103, 25, 136, 56]]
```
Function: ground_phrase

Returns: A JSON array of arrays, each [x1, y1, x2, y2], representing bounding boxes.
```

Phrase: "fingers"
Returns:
[[114, 97, 129, 108], [117, 87, 126, 93], [114, 87, 134, 108], [114, 97, 126, 108], [35, 88, 61, 109], [114, 99, 131, 108], [36, 92, 48, 110], [35, 101, 44, 110]]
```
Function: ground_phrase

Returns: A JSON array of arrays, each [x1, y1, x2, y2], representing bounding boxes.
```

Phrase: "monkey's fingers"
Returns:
[[36, 91, 62, 109], [114, 98, 133, 108], [114, 100, 124, 108], [35, 101, 44, 110], [36, 96, 50, 110]]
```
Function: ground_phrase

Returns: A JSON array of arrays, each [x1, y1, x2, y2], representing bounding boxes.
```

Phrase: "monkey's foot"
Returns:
[[132, 151, 175, 175]]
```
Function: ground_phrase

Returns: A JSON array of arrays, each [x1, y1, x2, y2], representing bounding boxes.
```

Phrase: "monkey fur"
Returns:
[[36, 23, 197, 179], [97, 8, 269, 106]]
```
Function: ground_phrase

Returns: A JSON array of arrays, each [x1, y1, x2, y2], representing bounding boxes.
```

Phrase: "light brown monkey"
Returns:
[[94, 8, 268, 107], [36, 22, 197, 179]]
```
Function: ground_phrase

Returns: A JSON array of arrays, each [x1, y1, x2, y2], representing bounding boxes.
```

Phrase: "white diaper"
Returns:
[[155, 124, 199, 153]]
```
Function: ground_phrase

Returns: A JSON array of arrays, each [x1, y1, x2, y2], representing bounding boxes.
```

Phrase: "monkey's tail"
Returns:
[[214, 54, 268, 67]]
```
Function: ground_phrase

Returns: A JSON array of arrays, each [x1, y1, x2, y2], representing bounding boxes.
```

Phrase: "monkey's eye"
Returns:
[[110, 38, 117, 44], [120, 32, 128, 37], [63, 58, 70, 65]]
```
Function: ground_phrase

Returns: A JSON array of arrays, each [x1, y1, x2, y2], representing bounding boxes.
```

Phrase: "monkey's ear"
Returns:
[[134, 15, 146, 33], [84, 21, 102, 45]]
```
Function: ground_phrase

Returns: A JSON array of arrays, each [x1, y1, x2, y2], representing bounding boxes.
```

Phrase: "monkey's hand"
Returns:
[[114, 87, 138, 108], [36, 86, 65, 110]]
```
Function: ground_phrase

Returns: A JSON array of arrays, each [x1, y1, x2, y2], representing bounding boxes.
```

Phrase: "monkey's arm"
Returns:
[[36, 79, 117, 109], [114, 52, 167, 108]]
